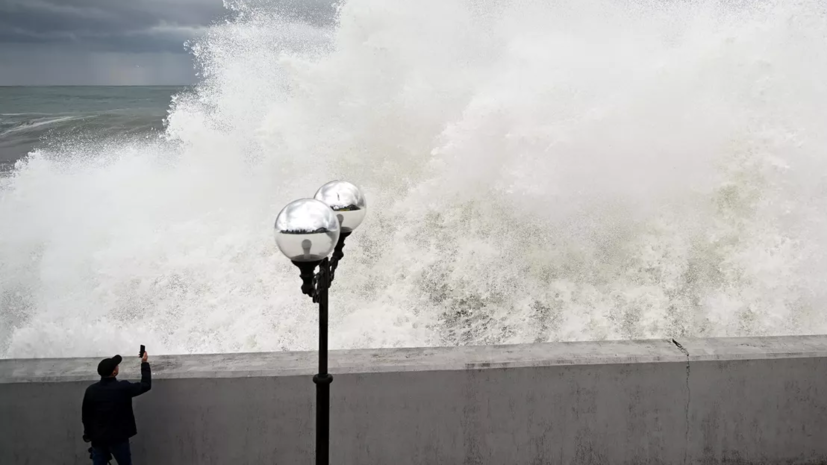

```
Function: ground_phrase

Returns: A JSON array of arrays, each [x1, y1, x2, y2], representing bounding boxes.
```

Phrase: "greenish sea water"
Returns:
[[0, 86, 183, 172]]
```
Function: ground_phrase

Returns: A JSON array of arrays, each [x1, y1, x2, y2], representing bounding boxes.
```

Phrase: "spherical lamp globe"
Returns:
[[313, 180, 367, 233], [274, 198, 341, 262]]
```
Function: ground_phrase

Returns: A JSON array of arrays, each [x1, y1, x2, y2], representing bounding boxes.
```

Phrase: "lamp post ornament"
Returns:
[[274, 180, 367, 465]]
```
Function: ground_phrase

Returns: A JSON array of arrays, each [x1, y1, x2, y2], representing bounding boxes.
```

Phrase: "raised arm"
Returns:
[[125, 353, 152, 397]]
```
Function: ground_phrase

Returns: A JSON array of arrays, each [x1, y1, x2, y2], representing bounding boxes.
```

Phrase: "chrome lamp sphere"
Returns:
[[313, 180, 367, 233], [274, 198, 341, 262]]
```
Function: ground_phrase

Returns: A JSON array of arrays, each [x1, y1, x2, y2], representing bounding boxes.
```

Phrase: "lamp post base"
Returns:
[[313, 373, 332, 465]]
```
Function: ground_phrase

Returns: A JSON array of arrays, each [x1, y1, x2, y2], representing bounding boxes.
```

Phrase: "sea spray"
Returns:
[[2, 0, 827, 358]]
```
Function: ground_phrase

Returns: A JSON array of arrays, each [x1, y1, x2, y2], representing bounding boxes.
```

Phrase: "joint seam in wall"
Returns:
[[672, 339, 690, 465]]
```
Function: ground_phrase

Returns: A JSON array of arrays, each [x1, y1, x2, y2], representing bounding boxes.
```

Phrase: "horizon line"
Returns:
[[0, 84, 194, 88]]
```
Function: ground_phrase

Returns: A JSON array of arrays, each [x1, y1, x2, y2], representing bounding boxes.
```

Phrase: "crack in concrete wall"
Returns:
[[672, 339, 691, 465]]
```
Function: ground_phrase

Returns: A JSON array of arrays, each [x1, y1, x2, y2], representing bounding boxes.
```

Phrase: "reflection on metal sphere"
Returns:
[[313, 180, 367, 233], [274, 198, 341, 262]]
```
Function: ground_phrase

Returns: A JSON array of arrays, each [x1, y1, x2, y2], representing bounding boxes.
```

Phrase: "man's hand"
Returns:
[[142, 351, 148, 363]]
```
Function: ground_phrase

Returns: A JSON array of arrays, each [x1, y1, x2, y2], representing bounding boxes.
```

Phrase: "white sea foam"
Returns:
[[0, 116, 84, 136], [2, 0, 827, 358]]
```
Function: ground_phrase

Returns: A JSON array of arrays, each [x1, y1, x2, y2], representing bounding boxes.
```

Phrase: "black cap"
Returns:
[[97, 355, 122, 377]]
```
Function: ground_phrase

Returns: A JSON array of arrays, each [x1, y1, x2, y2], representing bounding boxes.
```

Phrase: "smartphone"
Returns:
[[139, 345, 145, 357]]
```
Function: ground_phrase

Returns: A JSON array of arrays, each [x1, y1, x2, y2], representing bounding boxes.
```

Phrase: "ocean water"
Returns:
[[2, 0, 827, 359], [0, 86, 182, 173]]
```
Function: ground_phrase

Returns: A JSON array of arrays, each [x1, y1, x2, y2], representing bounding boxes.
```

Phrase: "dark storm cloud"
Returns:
[[0, 0, 336, 85], [0, 0, 228, 53], [0, 0, 337, 52]]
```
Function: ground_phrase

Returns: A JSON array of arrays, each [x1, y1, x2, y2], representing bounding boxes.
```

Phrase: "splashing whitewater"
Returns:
[[2, 0, 827, 358]]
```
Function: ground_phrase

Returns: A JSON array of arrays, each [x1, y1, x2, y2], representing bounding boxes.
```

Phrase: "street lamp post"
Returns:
[[274, 181, 367, 465]]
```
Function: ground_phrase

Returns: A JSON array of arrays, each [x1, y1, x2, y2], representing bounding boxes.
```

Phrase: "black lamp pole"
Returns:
[[291, 231, 351, 465]]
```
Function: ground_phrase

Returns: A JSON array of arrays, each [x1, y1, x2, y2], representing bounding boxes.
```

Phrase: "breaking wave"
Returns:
[[2, 0, 827, 358]]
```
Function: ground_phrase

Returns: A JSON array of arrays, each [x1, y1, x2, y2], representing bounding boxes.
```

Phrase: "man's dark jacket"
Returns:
[[82, 362, 151, 446]]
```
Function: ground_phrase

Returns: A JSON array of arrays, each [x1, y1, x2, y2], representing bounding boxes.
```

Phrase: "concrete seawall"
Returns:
[[2, 336, 827, 464]]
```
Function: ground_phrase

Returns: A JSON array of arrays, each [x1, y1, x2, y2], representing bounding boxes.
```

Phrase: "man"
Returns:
[[82, 351, 151, 465]]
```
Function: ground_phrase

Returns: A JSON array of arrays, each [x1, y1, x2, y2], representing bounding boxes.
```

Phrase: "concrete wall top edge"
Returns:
[[2, 335, 826, 384], [676, 334, 827, 360]]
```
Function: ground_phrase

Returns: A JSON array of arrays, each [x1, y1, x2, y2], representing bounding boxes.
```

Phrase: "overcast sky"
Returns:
[[0, 0, 333, 86]]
